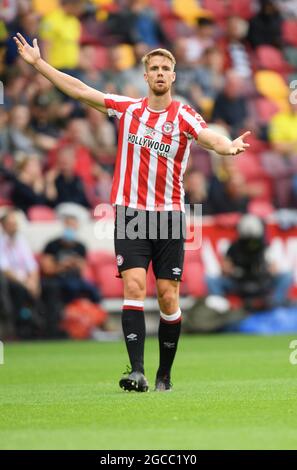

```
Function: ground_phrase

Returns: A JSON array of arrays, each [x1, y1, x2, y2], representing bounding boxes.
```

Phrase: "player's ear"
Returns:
[[144, 72, 148, 83], [172, 72, 176, 83]]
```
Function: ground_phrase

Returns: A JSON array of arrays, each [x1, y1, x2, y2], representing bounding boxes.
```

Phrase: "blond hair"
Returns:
[[141, 48, 176, 70]]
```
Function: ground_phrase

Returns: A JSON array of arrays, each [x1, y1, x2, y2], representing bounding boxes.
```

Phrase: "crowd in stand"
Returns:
[[0, 0, 297, 339], [0, 0, 297, 215]]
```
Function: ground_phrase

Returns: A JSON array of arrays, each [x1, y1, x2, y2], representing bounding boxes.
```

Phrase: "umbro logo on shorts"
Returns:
[[127, 333, 137, 342], [172, 267, 181, 276]]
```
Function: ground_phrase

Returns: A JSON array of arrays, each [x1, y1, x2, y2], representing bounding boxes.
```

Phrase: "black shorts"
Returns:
[[114, 206, 186, 281]]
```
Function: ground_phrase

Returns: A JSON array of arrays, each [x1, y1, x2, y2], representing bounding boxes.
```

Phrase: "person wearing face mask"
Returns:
[[40, 212, 102, 338], [206, 214, 293, 310]]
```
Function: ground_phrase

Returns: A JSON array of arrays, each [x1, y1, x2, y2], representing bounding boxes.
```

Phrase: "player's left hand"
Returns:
[[229, 131, 251, 155]]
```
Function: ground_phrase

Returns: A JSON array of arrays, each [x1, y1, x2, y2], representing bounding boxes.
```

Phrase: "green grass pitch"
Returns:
[[0, 335, 296, 450]]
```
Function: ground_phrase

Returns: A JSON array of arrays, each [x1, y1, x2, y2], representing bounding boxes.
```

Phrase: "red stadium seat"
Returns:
[[247, 200, 275, 218], [182, 261, 207, 297], [27, 206, 56, 222], [94, 46, 110, 71], [254, 97, 280, 124], [95, 262, 123, 298], [150, 0, 175, 18], [213, 212, 242, 228], [255, 45, 293, 74], [202, 0, 227, 22], [229, 0, 255, 19], [282, 20, 297, 47], [234, 152, 266, 180]]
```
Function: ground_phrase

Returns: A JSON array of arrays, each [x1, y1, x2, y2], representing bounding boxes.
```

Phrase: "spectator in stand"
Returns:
[[40, 209, 102, 337], [77, 45, 105, 91], [8, 153, 56, 213], [173, 38, 200, 102], [39, 0, 83, 71], [47, 115, 96, 184], [268, 101, 297, 207], [105, 0, 141, 45], [0, 0, 17, 24], [120, 43, 151, 97], [46, 145, 91, 209], [29, 73, 74, 133], [192, 47, 224, 100], [0, 209, 41, 338], [183, 17, 216, 66], [207, 158, 253, 215], [2, 70, 29, 109], [184, 169, 211, 214], [5, 9, 40, 66], [247, 0, 283, 49], [130, 0, 168, 48], [222, 16, 252, 79], [85, 106, 117, 169], [8, 103, 57, 155], [102, 45, 136, 94], [0, 108, 9, 161], [206, 214, 293, 309], [269, 101, 297, 160], [189, 47, 224, 116], [275, 0, 297, 18], [8, 104, 37, 154], [211, 70, 250, 139]]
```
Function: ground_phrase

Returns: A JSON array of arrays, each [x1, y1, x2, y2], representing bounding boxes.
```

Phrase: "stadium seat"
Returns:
[[172, 0, 212, 25], [182, 261, 207, 297], [87, 251, 115, 273], [212, 212, 242, 228], [161, 18, 183, 42], [254, 70, 290, 112], [94, 46, 110, 71], [282, 20, 297, 47], [254, 97, 280, 125], [27, 206, 56, 222], [229, 0, 254, 19], [150, 0, 175, 18], [94, 262, 123, 298], [247, 200, 275, 218], [255, 45, 293, 75], [239, 150, 261, 173], [202, 0, 227, 22]]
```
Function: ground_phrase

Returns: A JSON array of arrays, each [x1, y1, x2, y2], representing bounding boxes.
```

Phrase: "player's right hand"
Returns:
[[13, 33, 41, 66]]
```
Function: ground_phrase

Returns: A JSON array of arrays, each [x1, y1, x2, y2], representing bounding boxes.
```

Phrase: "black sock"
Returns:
[[157, 311, 182, 378], [122, 302, 145, 374]]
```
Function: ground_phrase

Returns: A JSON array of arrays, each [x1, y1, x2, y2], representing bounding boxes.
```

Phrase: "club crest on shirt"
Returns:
[[162, 121, 174, 135]]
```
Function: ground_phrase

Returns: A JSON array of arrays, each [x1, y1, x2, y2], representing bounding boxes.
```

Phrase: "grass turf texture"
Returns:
[[0, 335, 296, 450]]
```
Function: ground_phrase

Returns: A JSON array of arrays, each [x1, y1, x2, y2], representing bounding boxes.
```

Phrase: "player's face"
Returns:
[[144, 56, 176, 96]]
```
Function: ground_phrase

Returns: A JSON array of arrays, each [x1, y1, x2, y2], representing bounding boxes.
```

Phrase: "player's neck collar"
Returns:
[[145, 97, 173, 114]]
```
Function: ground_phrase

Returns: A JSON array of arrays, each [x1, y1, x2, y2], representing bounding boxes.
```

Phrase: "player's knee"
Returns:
[[158, 289, 178, 314], [124, 278, 146, 299]]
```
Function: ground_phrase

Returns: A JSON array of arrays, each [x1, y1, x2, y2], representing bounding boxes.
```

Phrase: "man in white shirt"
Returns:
[[0, 209, 40, 338]]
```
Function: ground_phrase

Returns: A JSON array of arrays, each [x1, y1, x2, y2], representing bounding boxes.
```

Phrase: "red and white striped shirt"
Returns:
[[104, 94, 207, 212]]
